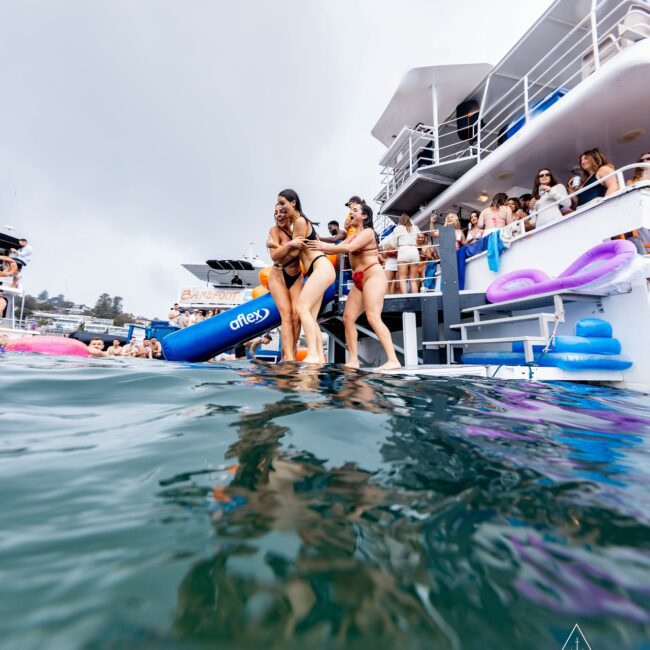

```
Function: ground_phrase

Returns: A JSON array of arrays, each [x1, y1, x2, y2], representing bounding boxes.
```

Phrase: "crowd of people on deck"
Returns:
[[86, 336, 163, 359], [166, 303, 225, 329], [257, 148, 650, 368]]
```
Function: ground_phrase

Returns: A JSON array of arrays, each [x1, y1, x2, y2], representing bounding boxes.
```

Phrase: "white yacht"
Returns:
[[0, 231, 32, 340], [322, 0, 650, 391]]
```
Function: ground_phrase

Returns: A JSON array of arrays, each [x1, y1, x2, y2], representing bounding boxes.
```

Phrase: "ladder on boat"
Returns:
[[423, 290, 609, 363]]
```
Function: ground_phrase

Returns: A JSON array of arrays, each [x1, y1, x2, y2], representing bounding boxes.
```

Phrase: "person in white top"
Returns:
[[529, 168, 571, 228], [387, 213, 421, 294], [9, 239, 33, 271], [443, 212, 466, 250]]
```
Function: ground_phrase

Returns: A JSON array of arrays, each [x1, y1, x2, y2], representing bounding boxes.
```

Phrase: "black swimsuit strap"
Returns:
[[277, 225, 293, 239]]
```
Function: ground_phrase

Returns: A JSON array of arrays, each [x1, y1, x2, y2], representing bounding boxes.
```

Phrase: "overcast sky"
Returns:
[[0, 0, 551, 317]]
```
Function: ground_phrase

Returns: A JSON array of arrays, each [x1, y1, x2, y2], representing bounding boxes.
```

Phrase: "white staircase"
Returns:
[[423, 290, 609, 363]]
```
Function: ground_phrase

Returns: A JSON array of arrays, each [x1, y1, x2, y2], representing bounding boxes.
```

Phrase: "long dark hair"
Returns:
[[278, 188, 320, 228], [278, 189, 305, 219], [361, 204, 378, 242], [532, 168, 560, 199], [579, 148, 613, 175], [490, 193, 508, 210], [632, 151, 650, 183]]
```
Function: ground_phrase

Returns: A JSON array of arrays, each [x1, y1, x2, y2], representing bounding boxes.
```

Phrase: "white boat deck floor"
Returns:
[[367, 363, 626, 383]]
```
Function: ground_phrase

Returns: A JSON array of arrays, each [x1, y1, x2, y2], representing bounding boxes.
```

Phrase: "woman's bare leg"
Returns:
[[362, 271, 400, 370], [289, 276, 304, 358], [342, 287, 364, 368], [295, 261, 335, 364], [397, 262, 408, 294], [385, 270, 396, 295], [309, 297, 325, 362], [268, 269, 295, 361], [408, 264, 420, 294]]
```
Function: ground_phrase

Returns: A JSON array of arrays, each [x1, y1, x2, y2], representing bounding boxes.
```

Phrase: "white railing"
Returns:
[[375, 0, 649, 208]]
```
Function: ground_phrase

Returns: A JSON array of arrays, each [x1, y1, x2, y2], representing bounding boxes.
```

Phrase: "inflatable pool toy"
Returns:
[[258, 265, 271, 288], [462, 318, 632, 371], [251, 285, 269, 299], [5, 335, 91, 358], [461, 351, 632, 371], [162, 282, 337, 362], [486, 240, 637, 303]]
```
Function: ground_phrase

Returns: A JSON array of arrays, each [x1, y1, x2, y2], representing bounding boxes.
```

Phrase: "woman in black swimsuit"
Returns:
[[277, 189, 335, 365], [577, 148, 619, 207], [266, 204, 303, 361]]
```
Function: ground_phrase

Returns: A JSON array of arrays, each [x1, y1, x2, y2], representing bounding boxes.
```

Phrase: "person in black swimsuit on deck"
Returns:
[[577, 148, 619, 207], [277, 189, 335, 365], [266, 203, 303, 361]]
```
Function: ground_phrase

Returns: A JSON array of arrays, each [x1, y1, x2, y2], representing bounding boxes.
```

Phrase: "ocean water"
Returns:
[[1, 354, 650, 650]]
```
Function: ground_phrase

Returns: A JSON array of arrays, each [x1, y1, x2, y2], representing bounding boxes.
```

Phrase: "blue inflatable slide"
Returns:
[[162, 283, 336, 362]]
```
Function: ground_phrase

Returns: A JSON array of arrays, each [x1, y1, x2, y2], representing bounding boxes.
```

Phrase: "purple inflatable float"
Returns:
[[486, 240, 637, 303]]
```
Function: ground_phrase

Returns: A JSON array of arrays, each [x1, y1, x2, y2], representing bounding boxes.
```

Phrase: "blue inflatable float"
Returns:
[[162, 283, 336, 363], [461, 318, 633, 371]]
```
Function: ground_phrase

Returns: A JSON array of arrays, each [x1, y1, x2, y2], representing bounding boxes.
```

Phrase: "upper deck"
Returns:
[[372, 0, 650, 222]]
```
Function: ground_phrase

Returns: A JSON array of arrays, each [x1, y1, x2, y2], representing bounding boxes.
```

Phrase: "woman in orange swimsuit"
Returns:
[[266, 204, 303, 361], [307, 203, 400, 371], [277, 189, 335, 365]]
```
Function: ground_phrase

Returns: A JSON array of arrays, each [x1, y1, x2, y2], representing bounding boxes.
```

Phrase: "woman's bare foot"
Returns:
[[378, 360, 401, 371], [344, 359, 360, 369], [303, 356, 323, 365]]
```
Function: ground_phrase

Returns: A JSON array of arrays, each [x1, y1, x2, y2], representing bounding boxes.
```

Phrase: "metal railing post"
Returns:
[[523, 75, 530, 124], [408, 133, 413, 175], [590, 0, 601, 71], [477, 74, 491, 160], [439, 226, 461, 362], [432, 84, 440, 165]]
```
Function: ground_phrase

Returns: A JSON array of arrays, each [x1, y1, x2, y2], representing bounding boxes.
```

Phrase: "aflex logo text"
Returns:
[[229, 308, 270, 331]]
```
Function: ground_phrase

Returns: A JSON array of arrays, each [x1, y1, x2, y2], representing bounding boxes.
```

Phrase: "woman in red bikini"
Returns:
[[277, 189, 335, 364], [266, 204, 303, 361], [306, 203, 400, 371]]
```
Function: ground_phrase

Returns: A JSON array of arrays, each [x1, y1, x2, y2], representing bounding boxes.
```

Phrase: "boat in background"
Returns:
[[0, 230, 34, 340]]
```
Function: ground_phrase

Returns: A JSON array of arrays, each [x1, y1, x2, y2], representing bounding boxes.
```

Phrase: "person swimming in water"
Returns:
[[266, 203, 303, 361], [306, 203, 400, 371], [277, 189, 335, 365]]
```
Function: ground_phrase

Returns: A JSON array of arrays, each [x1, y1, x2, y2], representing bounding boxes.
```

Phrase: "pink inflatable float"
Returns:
[[4, 336, 91, 358]]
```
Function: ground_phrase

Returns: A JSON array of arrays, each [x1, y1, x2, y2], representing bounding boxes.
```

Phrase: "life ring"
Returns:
[[0, 256, 18, 277]]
